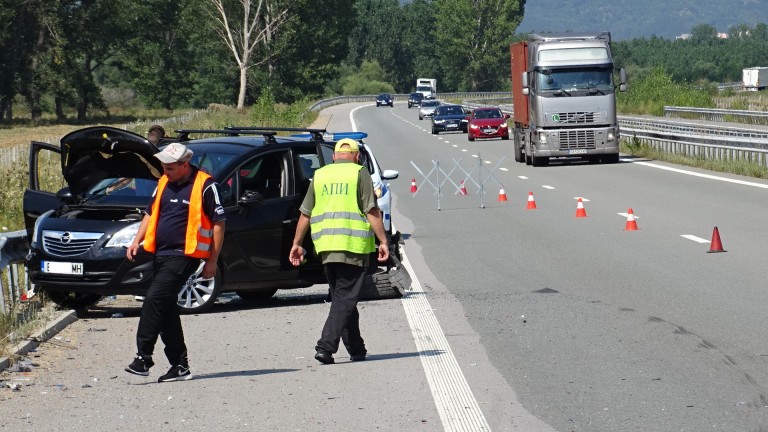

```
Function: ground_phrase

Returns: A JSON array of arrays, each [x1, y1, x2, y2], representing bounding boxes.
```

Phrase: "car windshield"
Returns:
[[474, 109, 503, 119], [438, 106, 463, 115], [86, 177, 158, 199], [378, 94, 390, 98], [422, 101, 439, 107]]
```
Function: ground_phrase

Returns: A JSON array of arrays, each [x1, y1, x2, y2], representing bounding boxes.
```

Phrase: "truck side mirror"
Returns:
[[619, 68, 627, 92], [521, 72, 529, 96]]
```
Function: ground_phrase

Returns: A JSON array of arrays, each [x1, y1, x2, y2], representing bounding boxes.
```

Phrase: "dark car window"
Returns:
[[475, 109, 502, 119], [439, 106, 463, 115], [238, 152, 287, 200]]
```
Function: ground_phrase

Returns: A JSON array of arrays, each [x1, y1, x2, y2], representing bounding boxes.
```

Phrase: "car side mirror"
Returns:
[[238, 190, 264, 206], [505, 114, 511, 119], [56, 187, 77, 205], [381, 169, 399, 180]]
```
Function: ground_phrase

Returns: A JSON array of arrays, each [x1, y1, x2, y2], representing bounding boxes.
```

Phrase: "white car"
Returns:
[[418, 99, 441, 120]]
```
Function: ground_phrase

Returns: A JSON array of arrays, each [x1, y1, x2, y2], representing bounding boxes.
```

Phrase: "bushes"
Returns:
[[618, 67, 714, 115]]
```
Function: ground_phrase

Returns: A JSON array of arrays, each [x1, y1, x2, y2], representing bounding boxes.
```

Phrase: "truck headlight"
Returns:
[[539, 133, 548, 144], [607, 130, 616, 141], [105, 222, 141, 248]]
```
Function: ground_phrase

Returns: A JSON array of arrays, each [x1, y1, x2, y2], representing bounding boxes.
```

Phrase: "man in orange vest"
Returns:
[[124, 142, 226, 382]]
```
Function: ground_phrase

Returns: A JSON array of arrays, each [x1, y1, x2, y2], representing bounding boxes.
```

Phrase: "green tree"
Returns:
[[434, 0, 525, 92]]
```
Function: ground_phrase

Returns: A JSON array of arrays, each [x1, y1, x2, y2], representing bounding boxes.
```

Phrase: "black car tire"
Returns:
[[360, 257, 410, 301], [432, 128, 438, 135], [419, 115, 423, 120], [176, 260, 221, 314], [236, 289, 278, 301], [43, 290, 102, 311], [468, 134, 475, 142]]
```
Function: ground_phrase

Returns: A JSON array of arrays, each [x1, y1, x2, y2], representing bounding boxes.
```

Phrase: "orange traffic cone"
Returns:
[[459, 181, 468, 196], [575, 198, 587, 218], [624, 208, 638, 231], [410, 178, 417, 193], [498, 188, 508, 202], [526, 192, 537, 209], [707, 226, 726, 253]]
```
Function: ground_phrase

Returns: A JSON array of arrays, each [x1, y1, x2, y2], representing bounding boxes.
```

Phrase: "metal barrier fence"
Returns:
[[0, 230, 29, 314], [663, 106, 768, 125]]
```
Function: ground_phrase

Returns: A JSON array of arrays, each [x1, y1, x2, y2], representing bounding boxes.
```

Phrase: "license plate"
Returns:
[[42, 261, 84, 275], [482, 128, 495, 133], [569, 149, 588, 155], [447, 124, 458, 128]]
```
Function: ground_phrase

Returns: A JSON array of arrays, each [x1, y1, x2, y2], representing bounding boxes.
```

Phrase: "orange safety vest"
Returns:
[[143, 170, 214, 259]]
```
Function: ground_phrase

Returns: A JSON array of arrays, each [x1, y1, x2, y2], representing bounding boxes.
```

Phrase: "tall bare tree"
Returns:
[[210, 0, 288, 110]]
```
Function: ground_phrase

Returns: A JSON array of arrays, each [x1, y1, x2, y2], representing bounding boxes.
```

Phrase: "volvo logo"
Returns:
[[60, 232, 72, 244]]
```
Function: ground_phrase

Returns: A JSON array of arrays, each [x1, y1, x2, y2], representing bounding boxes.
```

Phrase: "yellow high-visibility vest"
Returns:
[[310, 163, 374, 254]]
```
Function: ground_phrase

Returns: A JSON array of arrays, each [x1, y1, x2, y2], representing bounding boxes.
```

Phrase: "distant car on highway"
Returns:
[[376, 93, 393, 107], [431, 104, 468, 134], [418, 99, 441, 120], [467, 107, 510, 141], [407, 92, 424, 108]]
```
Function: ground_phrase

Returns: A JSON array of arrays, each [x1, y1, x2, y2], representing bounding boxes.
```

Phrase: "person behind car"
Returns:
[[124, 142, 226, 382], [288, 138, 389, 365], [147, 125, 166, 146]]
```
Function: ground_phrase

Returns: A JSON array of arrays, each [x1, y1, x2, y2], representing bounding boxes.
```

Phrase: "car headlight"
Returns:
[[105, 222, 141, 248], [500, 122, 508, 128], [434, 119, 445, 124], [31, 209, 54, 248], [470, 124, 479, 129]]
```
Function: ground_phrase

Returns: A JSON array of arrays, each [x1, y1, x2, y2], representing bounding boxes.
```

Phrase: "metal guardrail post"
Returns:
[[0, 230, 30, 313]]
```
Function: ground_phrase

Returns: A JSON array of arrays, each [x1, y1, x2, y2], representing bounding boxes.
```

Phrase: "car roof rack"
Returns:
[[174, 129, 279, 144], [224, 126, 328, 142]]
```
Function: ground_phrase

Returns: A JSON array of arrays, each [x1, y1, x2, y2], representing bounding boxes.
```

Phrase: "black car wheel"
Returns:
[[177, 260, 221, 314], [236, 289, 278, 301], [43, 289, 102, 310], [432, 127, 438, 135]]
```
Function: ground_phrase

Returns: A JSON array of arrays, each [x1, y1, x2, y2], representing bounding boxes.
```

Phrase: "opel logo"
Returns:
[[60, 232, 72, 244]]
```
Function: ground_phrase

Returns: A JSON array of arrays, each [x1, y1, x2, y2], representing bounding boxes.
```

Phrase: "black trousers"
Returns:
[[136, 255, 198, 366], [316, 262, 367, 356]]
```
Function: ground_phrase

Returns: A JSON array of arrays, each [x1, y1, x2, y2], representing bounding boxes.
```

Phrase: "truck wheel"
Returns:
[[514, 135, 524, 162], [602, 153, 620, 164], [524, 142, 532, 165]]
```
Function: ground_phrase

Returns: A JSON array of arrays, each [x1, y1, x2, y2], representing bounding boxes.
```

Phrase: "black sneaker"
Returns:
[[314, 351, 335, 364], [158, 365, 192, 382], [125, 356, 154, 376]]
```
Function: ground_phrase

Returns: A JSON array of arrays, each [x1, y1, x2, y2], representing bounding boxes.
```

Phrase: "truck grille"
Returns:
[[556, 112, 596, 124], [42, 230, 103, 257], [559, 130, 596, 149]]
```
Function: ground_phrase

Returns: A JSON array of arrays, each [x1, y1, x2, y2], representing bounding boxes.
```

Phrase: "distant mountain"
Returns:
[[517, 0, 768, 40]]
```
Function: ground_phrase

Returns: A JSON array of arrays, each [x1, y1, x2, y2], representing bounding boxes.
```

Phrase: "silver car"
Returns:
[[418, 100, 441, 120]]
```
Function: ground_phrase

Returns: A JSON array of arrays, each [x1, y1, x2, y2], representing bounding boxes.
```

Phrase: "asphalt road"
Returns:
[[3, 102, 768, 431]]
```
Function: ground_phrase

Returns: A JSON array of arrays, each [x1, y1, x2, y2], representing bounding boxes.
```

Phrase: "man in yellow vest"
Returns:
[[124, 142, 226, 382], [289, 138, 389, 364]]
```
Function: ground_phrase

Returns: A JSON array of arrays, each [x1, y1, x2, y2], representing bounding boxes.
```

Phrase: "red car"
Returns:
[[467, 107, 510, 141]]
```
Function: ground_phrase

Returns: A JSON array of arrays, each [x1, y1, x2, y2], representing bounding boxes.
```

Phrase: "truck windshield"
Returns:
[[417, 85, 432, 92], [535, 67, 614, 94]]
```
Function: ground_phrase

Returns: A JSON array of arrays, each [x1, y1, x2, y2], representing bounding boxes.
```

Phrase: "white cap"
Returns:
[[154, 143, 193, 163]]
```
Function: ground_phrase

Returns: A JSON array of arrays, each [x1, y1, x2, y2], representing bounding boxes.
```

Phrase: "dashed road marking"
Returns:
[[681, 234, 710, 243]]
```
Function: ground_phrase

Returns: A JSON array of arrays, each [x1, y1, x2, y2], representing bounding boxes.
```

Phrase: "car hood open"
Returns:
[[60, 126, 164, 195]]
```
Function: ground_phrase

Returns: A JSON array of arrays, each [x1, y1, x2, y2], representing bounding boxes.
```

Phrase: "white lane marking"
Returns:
[[400, 250, 493, 432], [617, 212, 640, 219], [500, 167, 509, 171], [518, 176, 528, 179], [574, 197, 591, 202], [542, 185, 555, 190], [484, 160, 492, 164], [353, 111, 492, 430], [472, 154, 479, 158], [630, 160, 768, 189], [681, 234, 710, 243], [461, 149, 468, 152]]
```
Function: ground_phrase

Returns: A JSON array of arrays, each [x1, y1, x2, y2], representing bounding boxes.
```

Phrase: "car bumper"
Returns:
[[26, 248, 154, 295], [470, 125, 509, 139], [433, 121, 468, 132]]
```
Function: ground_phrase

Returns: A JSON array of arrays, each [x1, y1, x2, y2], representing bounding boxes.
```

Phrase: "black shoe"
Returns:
[[314, 351, 334, 365], [125, 356, 154, 376], [350, 353, 367, 362], [158, 365, 192, 382]]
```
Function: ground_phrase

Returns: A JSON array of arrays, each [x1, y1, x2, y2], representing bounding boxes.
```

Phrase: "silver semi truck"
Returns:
[[511, 32, 627, 166]]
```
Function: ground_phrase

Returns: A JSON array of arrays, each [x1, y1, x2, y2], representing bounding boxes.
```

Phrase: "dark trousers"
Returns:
[[136, 255, 198, 366], [316, 262, 367, 356]]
